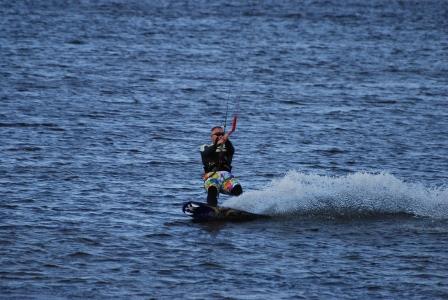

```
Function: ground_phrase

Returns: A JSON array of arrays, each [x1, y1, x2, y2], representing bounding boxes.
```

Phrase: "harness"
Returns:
[[202, 144, 232, 179]]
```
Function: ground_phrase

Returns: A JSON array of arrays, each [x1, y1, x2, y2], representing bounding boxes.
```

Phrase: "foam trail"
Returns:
[[223, 171, 448, 219]]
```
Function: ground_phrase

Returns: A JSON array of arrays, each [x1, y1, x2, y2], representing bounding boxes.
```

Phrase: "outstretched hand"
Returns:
[[213, 115, 236, 145], [217, 134, 229, 145]]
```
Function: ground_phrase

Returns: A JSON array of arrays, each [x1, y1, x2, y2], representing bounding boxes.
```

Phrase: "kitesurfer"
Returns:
[[200, 126, 243, 206]]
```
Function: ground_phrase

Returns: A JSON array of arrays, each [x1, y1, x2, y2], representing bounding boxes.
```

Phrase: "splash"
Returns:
[[223, 171, 448, 219]]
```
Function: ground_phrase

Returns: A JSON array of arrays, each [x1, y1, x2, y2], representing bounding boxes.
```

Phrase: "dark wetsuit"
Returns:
[[200, 140, 242, 206], [200, 140, 234, 173]]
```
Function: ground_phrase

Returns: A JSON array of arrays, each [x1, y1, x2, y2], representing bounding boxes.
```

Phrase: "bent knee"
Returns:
[[231, 185, 243, 196]]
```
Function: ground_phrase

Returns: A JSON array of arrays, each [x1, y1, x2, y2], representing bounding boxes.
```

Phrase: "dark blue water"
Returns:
[[1, 0, 448, 299]]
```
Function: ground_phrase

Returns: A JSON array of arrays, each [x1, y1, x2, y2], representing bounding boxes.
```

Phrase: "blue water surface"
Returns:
[[1, 1, 448, 299]]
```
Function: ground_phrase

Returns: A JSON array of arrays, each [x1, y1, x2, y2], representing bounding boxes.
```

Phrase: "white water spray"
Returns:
[[224, 171, 448, 218]]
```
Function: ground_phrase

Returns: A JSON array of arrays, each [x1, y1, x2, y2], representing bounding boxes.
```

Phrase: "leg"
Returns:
[[230, 184, 243, 196], [207, 186, 218, 207], [221, 172, 242, 196], [204, 173, 221, 206], [221, 172, 243, 196]]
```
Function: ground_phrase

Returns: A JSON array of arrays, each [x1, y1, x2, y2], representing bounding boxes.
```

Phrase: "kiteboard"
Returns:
[[182, 201, 268, 222]]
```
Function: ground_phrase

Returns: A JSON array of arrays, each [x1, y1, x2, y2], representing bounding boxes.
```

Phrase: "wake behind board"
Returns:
[[182, 201, 268, 222]]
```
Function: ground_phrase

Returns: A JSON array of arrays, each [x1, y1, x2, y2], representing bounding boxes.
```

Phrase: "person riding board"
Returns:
[[200, 124, 243, 207]]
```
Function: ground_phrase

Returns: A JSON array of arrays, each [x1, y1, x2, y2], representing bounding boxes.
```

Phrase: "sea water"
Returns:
[[1, 0, 447, 299]]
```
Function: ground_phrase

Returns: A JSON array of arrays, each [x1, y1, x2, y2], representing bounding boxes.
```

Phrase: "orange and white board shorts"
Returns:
[[203, 171, 240, 195]]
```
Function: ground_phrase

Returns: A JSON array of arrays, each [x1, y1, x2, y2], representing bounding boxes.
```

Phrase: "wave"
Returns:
[[223, 171, 448, 219]]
